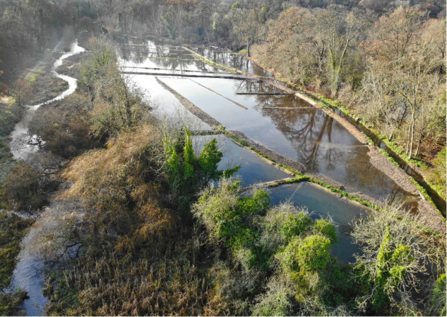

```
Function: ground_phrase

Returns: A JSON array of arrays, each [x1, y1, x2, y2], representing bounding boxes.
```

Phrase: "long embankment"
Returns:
[[179, 46, 446, 235]]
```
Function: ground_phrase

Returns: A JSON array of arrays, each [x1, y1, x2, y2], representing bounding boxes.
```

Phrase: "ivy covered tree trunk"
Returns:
[[164, 127, 239, 215]]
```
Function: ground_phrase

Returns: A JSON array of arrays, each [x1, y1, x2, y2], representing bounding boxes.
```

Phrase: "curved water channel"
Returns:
[[8, 40, 84, 316]]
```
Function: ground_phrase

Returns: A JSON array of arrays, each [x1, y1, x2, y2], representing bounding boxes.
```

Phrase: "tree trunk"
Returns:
[[247, 40, 251, 57], [408, 111, 415, 159], [415, 136, 422, 157]]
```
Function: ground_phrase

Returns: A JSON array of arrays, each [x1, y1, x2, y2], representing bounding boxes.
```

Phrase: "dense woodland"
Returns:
[[0, 0, 446, 316]]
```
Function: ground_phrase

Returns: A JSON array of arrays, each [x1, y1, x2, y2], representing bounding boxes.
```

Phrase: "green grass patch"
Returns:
[[26, 66, 45, 82]]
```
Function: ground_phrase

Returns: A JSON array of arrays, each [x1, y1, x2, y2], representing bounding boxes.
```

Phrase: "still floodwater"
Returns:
[[120, 38, 377, 263], [119, 39, 417, 206]]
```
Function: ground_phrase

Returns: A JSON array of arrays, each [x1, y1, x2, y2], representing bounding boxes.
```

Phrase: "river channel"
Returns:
[[8, 40, 85, 316]]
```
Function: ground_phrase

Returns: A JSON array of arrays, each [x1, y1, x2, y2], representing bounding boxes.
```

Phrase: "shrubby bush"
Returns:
[[164, 127, 239, 215], [29, 94, 100, 159], [351, 209, 446, 315], [0, 162, 58, 212]]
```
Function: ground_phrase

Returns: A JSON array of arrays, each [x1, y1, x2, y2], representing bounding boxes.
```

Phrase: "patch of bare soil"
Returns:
[[416, 200, 446, 234], [367, 145, 445, 234]]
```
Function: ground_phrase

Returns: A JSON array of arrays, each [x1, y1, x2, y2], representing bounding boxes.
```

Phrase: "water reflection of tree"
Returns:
[[344, 146, 414, 207], [255, 91, 415, 209], [257, 104, 343, 173], [198, 48, 268, 76], [118, 40, 213, 72], [235, 80, 281, 94]]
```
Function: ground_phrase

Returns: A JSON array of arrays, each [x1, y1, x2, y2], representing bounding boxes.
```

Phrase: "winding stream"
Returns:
[[8, 40, 84, 316], [9, 41, 85, 161]]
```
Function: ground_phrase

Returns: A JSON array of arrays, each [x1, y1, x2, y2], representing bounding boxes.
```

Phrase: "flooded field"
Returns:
[[118, 38, 421, 263]]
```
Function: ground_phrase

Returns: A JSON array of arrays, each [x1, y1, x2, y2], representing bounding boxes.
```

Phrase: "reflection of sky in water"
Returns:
[[193, 134, 289, 187], [197, 47, 273, 77], [159, 77, 415, 204], [124, 74, 210, 130], [268, 183, 368, 263], [117, 39, 225, 73]]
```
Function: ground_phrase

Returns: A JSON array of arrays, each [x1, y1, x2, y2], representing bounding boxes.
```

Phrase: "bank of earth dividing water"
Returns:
[[119, 38, 387, 262], [7, 40, 85, 316]]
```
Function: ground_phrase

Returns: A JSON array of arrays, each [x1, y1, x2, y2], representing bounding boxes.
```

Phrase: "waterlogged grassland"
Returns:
[[0, 211, 33, 315]]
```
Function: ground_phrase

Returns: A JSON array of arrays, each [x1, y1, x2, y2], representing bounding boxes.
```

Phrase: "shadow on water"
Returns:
[[267, 182, 368, 263], [8, 40, 85, 316]]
